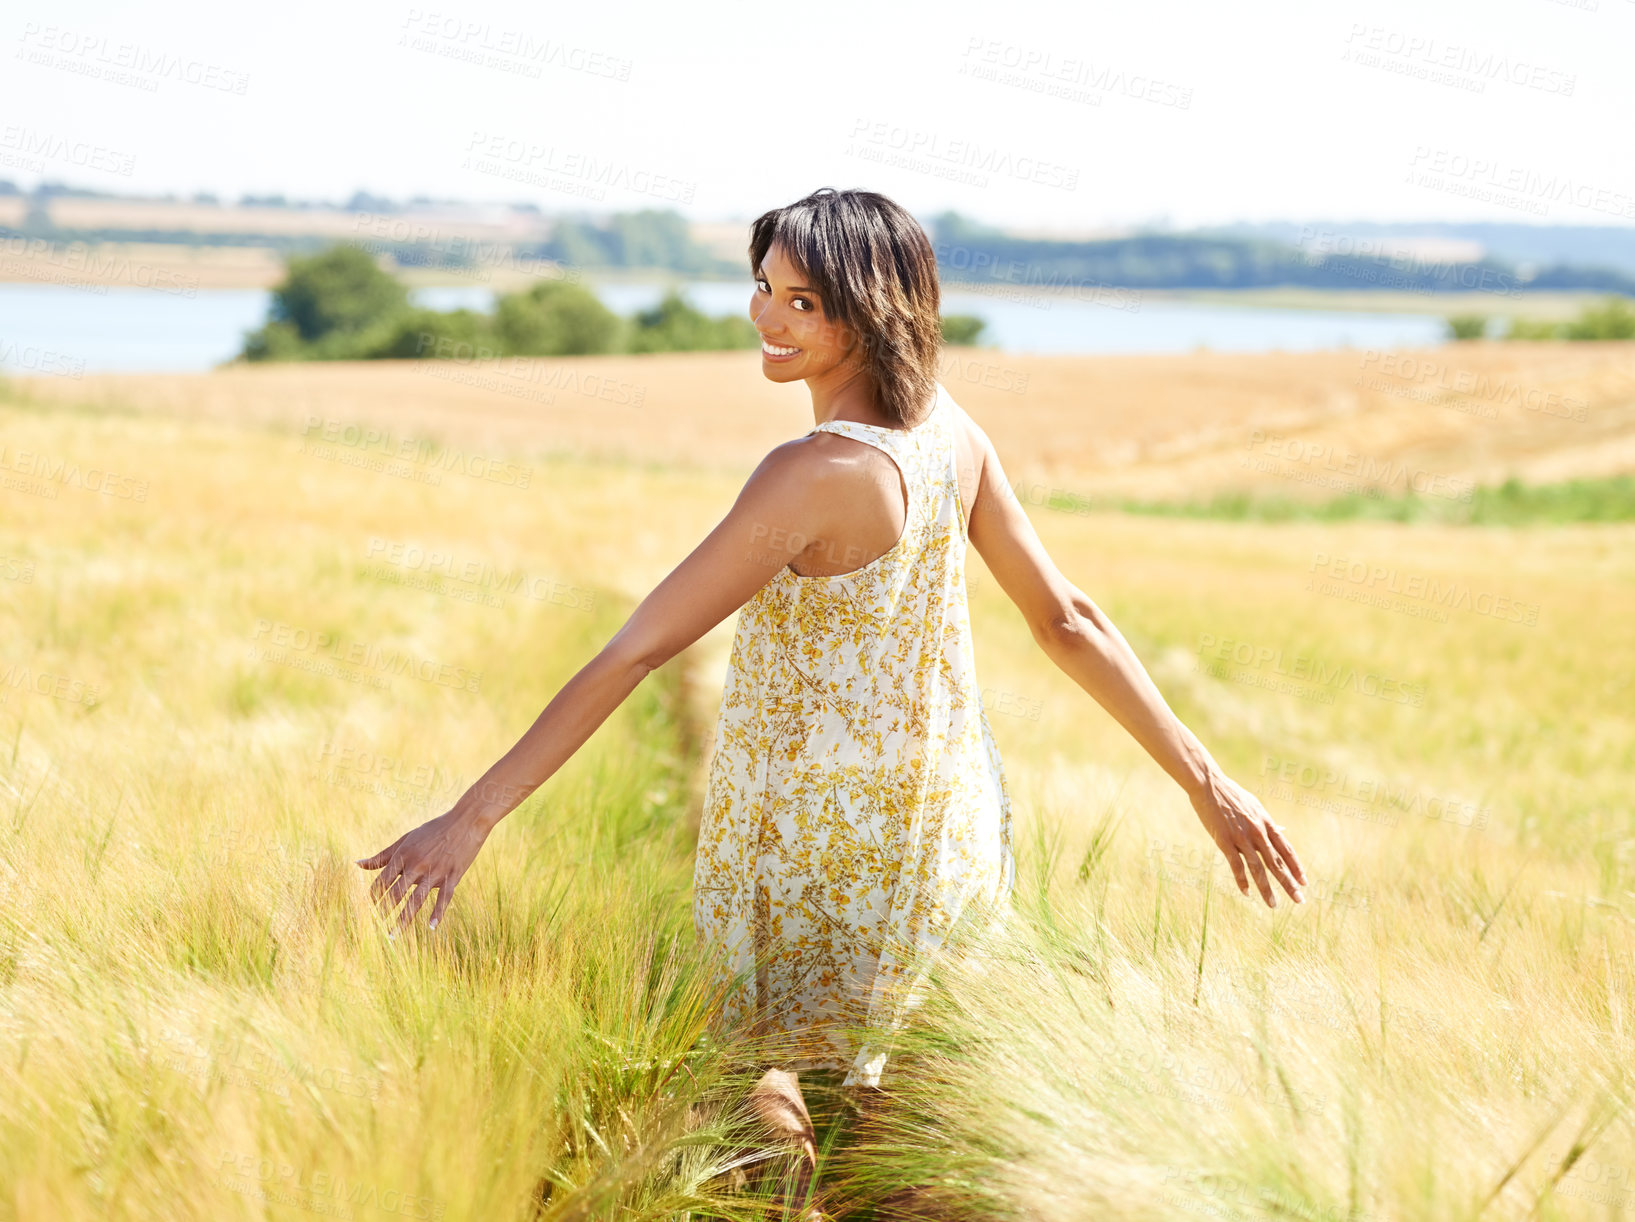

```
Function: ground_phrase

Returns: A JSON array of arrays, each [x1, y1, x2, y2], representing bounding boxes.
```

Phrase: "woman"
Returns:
[[357, 186, 1307, 1107]]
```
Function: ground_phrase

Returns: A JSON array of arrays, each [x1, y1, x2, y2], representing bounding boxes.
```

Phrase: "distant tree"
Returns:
[[1504, 316, 1565, 340], [345, 190, 398, 214], [606, 211, 720, 274], [941, 314, 987, 345], [1564, 297, 1635, 340], [931, 211, 1007, 244], [1523, 265, 1635, 293], [627, 292, 710, 352], [365, 308, 498, 359], [1504, 298, 1635, 341], [240, 320, 307, 362], [493, 279, 621, 356], [718, 315, 761, 348], [535, 210, 736, 275], [35, 180, 105, 198], [625, 291, 759, 353], [264, 245, 408, 343], [1445, 315, 1488, 340], [536, 219, 610, 270]]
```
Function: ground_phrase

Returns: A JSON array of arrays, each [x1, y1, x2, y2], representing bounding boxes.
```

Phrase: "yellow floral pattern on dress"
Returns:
[[692, 381, 1016, 1087]]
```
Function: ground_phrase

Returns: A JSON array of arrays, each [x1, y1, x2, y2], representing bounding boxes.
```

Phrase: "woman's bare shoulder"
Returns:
[[743, 431, 898, 507]]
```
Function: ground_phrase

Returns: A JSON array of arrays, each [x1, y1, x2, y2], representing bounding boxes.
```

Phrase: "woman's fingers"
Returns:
[[428, 876, 467, 929], [397, 878, 435, 932], [1238, 807, 1305, 904], [1194, 776, 1312, 910], [427, 879, 457, 930], [1234, 822, 1281, 905], [1218, 835, 1251, 898], [355, 834, 405, 873], [367, 847, 455, 931], [1265, 822, 1308, 888], [1238, 832, 1276, 905], [384, 870, 416, 911], [1232, 782, 1307, 907], [1260, 838, 1305, 903], [369, 856, 403, 905]]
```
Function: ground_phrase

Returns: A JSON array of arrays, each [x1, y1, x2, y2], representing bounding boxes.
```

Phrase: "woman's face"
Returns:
[[750, 241, 860, 385]]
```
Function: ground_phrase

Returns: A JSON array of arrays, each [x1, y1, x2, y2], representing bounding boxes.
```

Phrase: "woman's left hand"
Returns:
[[356, 807, 492, 933], [1188, 770, 1307, 907]]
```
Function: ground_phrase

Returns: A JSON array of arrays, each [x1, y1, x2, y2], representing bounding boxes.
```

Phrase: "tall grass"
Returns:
[[3, 383, 1633, 1219], [0, 397, 805, 1220]]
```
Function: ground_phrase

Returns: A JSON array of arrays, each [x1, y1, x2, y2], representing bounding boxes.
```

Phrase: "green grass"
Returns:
[[1082, 473, 1635, 526]]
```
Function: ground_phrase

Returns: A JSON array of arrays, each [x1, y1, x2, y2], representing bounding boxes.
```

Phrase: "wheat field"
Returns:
[[16, 342, 1634, 500], [1, 347, 1633, 1219]]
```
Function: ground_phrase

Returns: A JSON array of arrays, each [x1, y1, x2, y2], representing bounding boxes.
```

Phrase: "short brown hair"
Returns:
[[749, 188, 942, 426]]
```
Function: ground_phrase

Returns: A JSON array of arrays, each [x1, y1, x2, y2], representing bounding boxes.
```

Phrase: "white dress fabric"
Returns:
[[691, 381, 1017, 1087]]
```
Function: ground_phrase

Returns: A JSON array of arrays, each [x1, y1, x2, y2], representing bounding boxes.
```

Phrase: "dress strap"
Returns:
[[807, 387, 948, 536]]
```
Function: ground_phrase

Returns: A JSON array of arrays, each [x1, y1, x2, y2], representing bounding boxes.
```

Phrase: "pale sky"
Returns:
[[3, 0, 1631, 232]]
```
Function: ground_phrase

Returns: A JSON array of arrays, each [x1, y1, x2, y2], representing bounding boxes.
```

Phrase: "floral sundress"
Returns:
[[691, 381, 1016, 1087]]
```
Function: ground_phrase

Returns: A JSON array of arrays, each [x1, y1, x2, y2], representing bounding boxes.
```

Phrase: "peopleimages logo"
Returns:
[[0, 232, 198, 295], [249, 619, 482, 694], [17, 23, 251, 94], [363, 537, 598, 611], [1260, 754, 1489, 830], [1357, 351, 1589, 423], [0, 663, 102, 707], [1309, 552, 1541, 626], [1341, 25, 1576, 96], [846, 119, 1080, 191], [1196, 633, 1427, 707], [0, 124, 136, 176], [299, 417, 533, 488], [958, 36, 1194, 110], [397, 9, 632, 82], [1296, 227, 1522, 297], [463, 132, 693, 204], [1406, 147, 1635, 221], [0, 445, 148, 498], [1242, 430, 1474, 503]]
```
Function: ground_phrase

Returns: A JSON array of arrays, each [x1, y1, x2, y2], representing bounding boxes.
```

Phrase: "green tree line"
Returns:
[[241, 245, 754, 361], [927, 212, 1635, 296], [1445, 298, 1635, 341], [241, 245, 985, 362], [10, 187, 1635, 293]]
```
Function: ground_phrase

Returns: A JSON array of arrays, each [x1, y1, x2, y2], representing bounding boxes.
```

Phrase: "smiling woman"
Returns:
[[748, 188, 943, 426], [357, 186, 1306, 1219]]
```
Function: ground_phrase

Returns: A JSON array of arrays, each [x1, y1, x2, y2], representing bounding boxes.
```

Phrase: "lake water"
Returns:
[[0, 279, 1448, 375]]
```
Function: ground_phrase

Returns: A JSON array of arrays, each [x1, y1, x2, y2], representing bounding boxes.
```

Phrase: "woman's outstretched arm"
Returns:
[[357, 439, 855, 931], [963, 425, 1307, 909]]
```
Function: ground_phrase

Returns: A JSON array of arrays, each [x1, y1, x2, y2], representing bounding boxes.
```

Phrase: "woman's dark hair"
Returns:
[[749, 188, 942, 426]]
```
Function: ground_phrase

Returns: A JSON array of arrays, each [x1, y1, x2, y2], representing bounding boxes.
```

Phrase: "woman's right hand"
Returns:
[[356, 807, 493, 932], [1187, 768, 1306, 908]]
